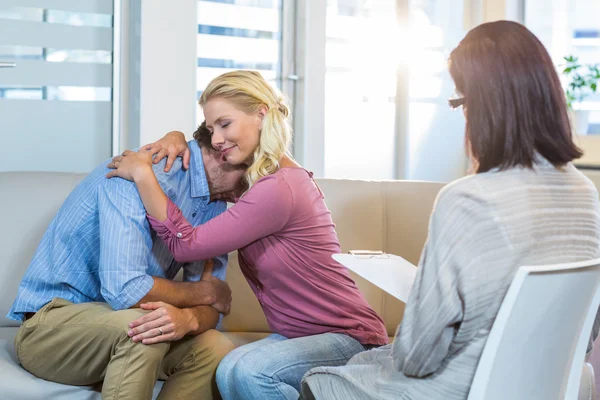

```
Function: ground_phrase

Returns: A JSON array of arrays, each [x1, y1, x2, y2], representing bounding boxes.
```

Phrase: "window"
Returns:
[[321, 0, 466, 181], [196, 0, 283, 125], [0, 5, 112, 101], [0, 0, 115, 172], [525, 0, 600, 134]]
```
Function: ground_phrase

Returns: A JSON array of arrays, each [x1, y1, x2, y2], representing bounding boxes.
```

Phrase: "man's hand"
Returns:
[[132, 265, 232, 311], [200, 259, 232, 315], [128, 301, 195, 345]]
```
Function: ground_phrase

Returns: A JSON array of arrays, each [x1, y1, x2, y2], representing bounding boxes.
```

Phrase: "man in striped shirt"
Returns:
[[7, 130, 245, 399]]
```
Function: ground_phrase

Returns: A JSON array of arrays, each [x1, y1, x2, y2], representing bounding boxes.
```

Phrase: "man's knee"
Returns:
[[104, 308, 149, 332], [106, 309, 169, 363], [162, 329, 235, 384], [190, 329, 236, 365], [126, 339, 170, 365]]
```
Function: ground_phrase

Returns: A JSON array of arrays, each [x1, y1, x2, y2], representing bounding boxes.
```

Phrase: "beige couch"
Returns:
[[0, 172, 594, 399]]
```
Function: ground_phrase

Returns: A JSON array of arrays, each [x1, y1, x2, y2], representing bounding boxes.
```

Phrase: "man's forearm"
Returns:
[[133, 277, 216, 308], [185, 305, 220, 335]]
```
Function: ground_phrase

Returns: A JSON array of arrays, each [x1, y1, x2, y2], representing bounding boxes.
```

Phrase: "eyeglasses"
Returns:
[[448, 93, 466, 110]]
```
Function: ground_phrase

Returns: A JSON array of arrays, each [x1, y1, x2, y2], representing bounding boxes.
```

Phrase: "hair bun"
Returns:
[[272, 102, 289, 118]]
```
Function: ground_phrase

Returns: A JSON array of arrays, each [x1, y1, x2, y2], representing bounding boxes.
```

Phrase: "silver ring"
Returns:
[[158, 327, 164, 335]]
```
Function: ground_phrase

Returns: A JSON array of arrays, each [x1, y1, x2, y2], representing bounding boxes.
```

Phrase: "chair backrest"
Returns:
[[467, 259, 600, 400]]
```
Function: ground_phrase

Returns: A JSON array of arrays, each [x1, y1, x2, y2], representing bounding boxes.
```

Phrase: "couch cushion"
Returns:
[[383, 181, 444, 265], [0, 327, 166, 399], [222, 331, 271, 347], [316, 179, 387, 317], [317, 179, 386, 253], [222, 331, 395, 349], [220, 252, 387, 336], [224, 179, 392, 332], [221, 252, 270, 333], [0, 172, 87, 327], [380, 181, 445, 335], [226, 179, 446, 337], [0, 172, 441, 338]]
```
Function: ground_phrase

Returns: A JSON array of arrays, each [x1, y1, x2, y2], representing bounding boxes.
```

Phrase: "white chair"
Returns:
[[467, 259, 600, 400]]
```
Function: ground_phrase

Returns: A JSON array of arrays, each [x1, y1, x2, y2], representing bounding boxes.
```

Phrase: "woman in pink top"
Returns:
[[107, 70, 388, 399]]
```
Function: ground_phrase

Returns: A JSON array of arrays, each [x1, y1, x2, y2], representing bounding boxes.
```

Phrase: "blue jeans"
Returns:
[[216, 332, 366, 400]]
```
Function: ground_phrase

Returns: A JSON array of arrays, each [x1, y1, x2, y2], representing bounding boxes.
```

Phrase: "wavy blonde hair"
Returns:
[[199, 70, 293, 188]]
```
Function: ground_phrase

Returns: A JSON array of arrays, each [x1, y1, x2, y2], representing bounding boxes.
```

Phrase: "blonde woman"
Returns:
[[107, 70, 388, 400]]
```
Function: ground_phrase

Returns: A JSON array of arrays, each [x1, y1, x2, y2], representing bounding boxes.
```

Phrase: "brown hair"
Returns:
[[193, 121, 213, 151], [449, 20, 582, 173]]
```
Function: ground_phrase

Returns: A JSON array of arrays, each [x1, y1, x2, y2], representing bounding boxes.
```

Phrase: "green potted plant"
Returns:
[[562, 55, 600, 135]]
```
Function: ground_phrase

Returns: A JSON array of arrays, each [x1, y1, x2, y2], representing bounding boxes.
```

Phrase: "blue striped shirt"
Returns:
[[7, 141, 227, 321]]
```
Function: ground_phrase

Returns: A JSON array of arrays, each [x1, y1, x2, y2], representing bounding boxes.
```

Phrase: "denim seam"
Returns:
[[328, 336, 361, 363], [272, 377, 301, 400], [267, 336, 360, 379], [268, 357, 350, 400], [268, 356, 349, 380]]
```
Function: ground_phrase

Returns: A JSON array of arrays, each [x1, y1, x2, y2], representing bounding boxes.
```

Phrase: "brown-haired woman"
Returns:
[[302, 20, 600, 400]]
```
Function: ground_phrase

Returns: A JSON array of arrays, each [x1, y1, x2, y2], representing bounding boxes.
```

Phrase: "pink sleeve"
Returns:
[[147, 174, 293, 263]]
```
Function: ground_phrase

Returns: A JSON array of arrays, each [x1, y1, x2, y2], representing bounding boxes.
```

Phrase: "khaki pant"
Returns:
[[14, 298, 236, 400]]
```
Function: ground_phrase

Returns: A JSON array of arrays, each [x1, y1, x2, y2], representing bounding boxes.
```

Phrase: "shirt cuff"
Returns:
[[107, 274, 155, 310], [147, 198, 194, 241]]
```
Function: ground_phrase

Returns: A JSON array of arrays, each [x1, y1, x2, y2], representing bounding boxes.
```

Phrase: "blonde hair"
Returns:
[[199, 70, 293, 188]]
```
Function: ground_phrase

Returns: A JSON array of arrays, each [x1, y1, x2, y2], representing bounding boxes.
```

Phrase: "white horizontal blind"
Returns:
[[0, 0, 114, 172]]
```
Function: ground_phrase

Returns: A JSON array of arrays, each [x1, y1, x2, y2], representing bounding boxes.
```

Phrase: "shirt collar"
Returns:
[[188, 140, 210, 199]]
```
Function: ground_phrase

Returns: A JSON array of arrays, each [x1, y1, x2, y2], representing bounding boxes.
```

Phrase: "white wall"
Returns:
[[137, 0, 198, 146], [294, 0, 326, 177]]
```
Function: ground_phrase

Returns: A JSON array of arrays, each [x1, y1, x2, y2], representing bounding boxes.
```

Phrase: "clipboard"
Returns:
[[333, 253, 418, 303]]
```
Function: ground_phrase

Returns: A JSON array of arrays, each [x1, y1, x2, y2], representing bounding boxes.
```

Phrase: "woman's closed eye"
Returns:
[[221, 122, 230, 129]]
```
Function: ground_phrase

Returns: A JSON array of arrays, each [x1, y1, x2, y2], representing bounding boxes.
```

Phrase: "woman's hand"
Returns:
[[142, 131, 190, 172], [200, 259, 232, 315], [128, 302, 195, 344], [106, 149, 154, 182]]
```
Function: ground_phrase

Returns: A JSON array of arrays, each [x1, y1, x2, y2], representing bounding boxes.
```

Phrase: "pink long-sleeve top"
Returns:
[[147, 167, 389, 345]]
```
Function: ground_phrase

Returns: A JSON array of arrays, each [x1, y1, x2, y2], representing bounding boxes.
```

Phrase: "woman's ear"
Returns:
[[257, 105, 268, 123]]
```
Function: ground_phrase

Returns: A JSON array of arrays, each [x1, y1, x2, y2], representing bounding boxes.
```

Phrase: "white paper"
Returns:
[[333, 253, 418, 303]]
